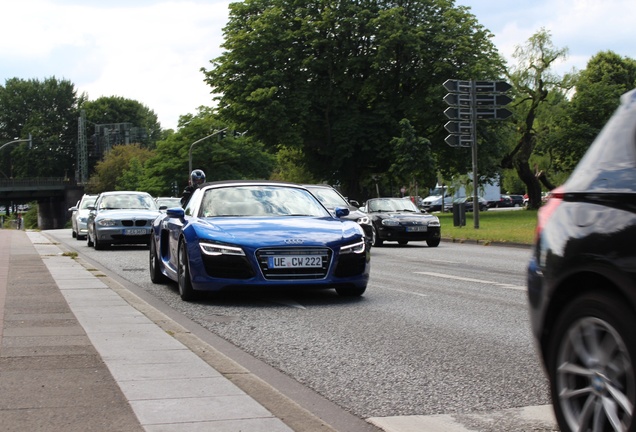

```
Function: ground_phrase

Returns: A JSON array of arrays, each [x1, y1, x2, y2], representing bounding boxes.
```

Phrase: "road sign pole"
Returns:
[[470, 80, 480, 229]]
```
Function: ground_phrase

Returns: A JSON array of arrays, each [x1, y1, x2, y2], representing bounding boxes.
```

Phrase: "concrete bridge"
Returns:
[[0, 178, 84, 230]]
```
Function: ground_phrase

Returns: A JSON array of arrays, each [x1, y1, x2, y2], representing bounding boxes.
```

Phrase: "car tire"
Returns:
[[149, 239, 168, 284], [335, 285, 366, 297], [427, 238, 440, 247], [372, 227, 383, 247], [177, 240, 197, 301], [398, 240, 408, 245], [72, 229, 77, 238], [94, 235, 108, 250], [547, 291, 636, 432]]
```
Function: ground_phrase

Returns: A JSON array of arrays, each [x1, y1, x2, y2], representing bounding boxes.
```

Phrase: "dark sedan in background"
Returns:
[[362, 197, 441, 247], [528, 88, 636, 432]]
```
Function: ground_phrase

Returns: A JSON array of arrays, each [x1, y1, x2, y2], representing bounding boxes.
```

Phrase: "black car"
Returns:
[[527, 88, 636, 432], [454, 196, 488, 212], [508, 194, 524, 207], [362, 197, 441, 247], [304, 184, 373, 241]]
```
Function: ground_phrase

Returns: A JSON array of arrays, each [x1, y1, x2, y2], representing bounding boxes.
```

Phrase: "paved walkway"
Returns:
[[0, 229, 295, 431]]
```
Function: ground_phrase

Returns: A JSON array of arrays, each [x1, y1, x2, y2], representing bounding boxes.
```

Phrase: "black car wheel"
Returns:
[[547, 292, 636, 432], [372, 226, 383, 247], [149, 239, 168, 284], [427, 238, 440, 247], [398, 240, 408, 245], [177, 240, 197, 301], [93, 231, 108, 250]]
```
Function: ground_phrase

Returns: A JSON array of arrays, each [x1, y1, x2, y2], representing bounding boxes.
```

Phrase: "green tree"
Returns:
[[141, 107, 276, 196], [388, 119, 436, 196], [86, 144, 154, 193], [203, 0, 504, 199], [551, 51, 636, 170], [81, 96, 162, 146], [0, 77, 83, 179], [502, 28, 574, 209]]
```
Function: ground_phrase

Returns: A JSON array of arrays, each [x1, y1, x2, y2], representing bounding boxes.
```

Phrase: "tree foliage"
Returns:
[[86, 144, 154, 193], [550, 51, 636, 170], [503, 28, 573, 209], [203, 0, 505, 199], [81, 96, 162, 146], [0, 77, 83, 179], [140, 107, 276, 197]]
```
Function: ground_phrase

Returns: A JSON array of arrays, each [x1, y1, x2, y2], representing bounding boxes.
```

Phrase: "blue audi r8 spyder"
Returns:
[[149, 180, 370, 301]]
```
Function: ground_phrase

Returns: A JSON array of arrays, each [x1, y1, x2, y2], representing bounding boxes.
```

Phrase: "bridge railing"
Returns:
[[0, 178, 77, 188]]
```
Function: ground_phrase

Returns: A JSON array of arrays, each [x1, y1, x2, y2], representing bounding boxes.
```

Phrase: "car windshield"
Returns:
[[367, 198, 419, 212], [199, 185, 331, 217], [80, 197, 96, 209], [99, 194, 157, 210], [156, 198, 181, 208], [306, 187, 348, 208]]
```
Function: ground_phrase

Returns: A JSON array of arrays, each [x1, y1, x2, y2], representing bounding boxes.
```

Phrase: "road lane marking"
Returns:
[[414, 271, 526, 291]]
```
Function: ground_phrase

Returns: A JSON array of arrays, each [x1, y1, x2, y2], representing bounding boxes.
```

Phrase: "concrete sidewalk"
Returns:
[[0, 229, 300, 431]]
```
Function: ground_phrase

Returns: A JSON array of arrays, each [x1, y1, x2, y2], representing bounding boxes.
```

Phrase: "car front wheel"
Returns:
[[149, 239, 168, 284], [177, 240, 197, 301], [372, 227, 383, 247], [547, 292, 636, 432]]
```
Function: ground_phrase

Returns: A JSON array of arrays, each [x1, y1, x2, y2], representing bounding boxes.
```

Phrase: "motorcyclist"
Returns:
[[180, 169, 206, 207]]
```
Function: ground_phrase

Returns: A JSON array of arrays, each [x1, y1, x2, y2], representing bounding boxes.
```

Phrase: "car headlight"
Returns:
[[428, 219, 441, 227], [97, 218, 117, 226], [340, 240, 366, 255], [381, 218, 400, 226], [78, 217, 87, 223], [357, 215, 370, 225], [199, 241, 245, 256]]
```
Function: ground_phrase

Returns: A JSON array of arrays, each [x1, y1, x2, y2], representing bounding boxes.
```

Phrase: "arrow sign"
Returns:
[[444, 121, 472, 134], [445, 134, 472, 148], [444, 93, 471, 106], [474, 81, 512, 93], [444, 107, 472, 120], [443, 79, 471, 93], [474, 94, 513, 106], [475, 108, 513, 120]]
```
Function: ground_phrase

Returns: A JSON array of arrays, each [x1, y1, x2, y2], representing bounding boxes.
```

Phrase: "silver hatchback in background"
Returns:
[[68, 194, 97, 240]]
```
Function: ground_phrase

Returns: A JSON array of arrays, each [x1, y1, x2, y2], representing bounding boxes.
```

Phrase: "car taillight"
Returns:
[[534, 186, 565, 242]]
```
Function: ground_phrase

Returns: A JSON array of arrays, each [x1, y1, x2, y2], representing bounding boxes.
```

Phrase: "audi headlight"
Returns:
[[199, 241, 245, 256], [97, 218, 116, 226], [381, 218, 400, 226], [340, 240, 366, 255]]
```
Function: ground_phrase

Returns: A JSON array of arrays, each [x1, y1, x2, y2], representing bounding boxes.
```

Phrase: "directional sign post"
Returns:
[[443, 79, 513, 228]]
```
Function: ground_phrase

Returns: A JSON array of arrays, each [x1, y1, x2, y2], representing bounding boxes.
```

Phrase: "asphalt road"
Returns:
[[45, 229, 554, 430]]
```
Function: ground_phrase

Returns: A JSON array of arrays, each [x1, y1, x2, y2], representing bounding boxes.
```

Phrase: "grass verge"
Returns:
[[437, 208, 538, 245]]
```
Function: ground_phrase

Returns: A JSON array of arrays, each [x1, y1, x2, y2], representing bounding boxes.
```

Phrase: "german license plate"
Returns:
[[268, 255, 323, 268], [123, 228, 148, 235], [406, 226, 427, 232]]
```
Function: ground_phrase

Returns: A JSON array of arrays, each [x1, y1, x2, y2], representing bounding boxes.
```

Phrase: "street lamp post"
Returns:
[[0, 134, 32, 153], [188, 128, 228, 175]]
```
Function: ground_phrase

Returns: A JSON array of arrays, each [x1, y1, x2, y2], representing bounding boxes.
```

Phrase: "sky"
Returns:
[[1, 0, 635, 131]]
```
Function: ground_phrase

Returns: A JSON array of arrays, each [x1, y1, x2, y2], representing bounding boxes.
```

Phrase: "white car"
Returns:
[[68, 194, 98, 240]]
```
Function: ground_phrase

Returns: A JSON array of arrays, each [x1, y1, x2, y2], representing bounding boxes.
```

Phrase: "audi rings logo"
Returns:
[[285, 239, 304, 245]]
